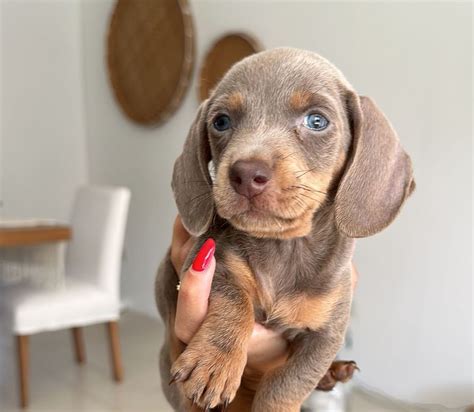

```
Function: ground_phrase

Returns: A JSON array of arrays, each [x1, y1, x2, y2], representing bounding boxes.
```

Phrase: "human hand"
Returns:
[[170, 215, 359, 376], [170, 216, 288, 375]]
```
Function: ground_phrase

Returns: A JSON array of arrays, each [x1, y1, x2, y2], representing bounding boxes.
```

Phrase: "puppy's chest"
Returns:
[[251, 265, 342, 332], [225, 249, 342, 332]]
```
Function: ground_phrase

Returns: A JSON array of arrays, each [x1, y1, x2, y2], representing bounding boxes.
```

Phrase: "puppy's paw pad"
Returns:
[[170, 345, 246, 409], [316, 360, 359, 391]]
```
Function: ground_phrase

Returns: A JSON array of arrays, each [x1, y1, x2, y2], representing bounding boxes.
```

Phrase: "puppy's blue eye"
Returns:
[[213, 115, 231, 131], [303, 113, 329, 131]]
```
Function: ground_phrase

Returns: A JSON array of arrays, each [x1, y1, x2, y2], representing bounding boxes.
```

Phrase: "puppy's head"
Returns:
[[173, 48, 414, 239]]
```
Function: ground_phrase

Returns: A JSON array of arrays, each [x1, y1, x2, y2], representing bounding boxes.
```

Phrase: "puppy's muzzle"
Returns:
[[229, 159, 272, 199]]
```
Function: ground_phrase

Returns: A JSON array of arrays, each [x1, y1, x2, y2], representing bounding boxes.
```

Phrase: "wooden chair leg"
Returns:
[[106, 321, 123, 382], [71, 327, 86, 364], [16, 335, 29, 408]]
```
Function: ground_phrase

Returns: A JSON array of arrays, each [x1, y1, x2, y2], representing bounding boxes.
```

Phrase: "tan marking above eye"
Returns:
[[289, 90, 313, 111], [227, 92, 244, 112]]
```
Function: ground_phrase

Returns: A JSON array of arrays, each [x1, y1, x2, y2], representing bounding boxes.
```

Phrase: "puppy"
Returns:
[[156, 48, 415, 412]]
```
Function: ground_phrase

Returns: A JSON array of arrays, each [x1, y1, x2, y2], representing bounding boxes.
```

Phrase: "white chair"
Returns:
[[0, 186, 130, 408]]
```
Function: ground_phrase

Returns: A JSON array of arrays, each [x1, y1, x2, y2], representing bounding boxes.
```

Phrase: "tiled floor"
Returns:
[[0, 311, 462, 412]]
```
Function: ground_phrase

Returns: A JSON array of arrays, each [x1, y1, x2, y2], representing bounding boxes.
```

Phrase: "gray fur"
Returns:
[[157, 48, 414, 411]]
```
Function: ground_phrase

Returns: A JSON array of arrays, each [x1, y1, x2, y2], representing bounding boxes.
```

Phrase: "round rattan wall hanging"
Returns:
[[107, 0, 194, 126], [198, 33, 262, 101]]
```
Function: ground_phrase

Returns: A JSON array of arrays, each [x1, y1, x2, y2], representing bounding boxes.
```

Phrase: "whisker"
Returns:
[[297, 184, 328, 196], [284, 184, 328, 196], [313, 80, 330, 95], [298, 192, 319, 203], [278, 152, 298, 161], [298, 186, 319, 194], [295, 166, 319, 178]]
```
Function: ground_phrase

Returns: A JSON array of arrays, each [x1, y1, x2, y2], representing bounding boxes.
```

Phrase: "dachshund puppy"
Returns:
[[156, 48, 415, 412]]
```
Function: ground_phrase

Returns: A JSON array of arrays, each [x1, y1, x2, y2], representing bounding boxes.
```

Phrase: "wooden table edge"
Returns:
[[0, 226, 72, 247]]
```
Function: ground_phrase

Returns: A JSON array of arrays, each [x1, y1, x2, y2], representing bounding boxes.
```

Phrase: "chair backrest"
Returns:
[[66, 186, 130, 298]]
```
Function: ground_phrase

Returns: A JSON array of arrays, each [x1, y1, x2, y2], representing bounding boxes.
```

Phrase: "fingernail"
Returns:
[[192, 238, 215, 272]]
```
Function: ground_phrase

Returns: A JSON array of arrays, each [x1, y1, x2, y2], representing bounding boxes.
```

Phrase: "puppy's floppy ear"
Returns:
[[335, 94, 415, 238], [172, 100, 214, 236]]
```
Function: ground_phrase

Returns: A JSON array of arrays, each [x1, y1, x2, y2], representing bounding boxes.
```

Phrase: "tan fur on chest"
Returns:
[[224, 252, 342, 331], [266, 288, 342, 330]]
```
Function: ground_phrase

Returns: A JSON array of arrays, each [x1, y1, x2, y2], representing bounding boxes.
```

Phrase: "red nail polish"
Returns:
[[192, 238, 216, 272]]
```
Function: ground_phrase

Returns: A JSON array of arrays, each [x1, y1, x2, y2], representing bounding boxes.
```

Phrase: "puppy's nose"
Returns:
[[229, 160, 272, 199]]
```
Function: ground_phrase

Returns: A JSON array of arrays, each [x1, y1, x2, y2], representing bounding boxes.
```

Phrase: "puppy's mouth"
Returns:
[[213, 183, 322, 237]]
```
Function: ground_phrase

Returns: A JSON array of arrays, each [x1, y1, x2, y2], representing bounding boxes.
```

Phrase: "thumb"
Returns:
[[175, 239, 216, 344]]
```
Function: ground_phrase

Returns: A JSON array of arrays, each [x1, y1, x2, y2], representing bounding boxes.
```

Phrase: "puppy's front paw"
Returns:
[[170, 343, 246, 410]]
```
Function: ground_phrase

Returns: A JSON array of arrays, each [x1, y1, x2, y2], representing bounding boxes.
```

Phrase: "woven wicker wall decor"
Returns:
[[198, 33, 262, 101], [107, 0, 194, 126]]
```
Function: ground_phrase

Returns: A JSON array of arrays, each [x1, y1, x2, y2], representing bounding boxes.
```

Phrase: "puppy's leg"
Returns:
[[170, 283, 254, 410], [252, 304, 351, 412]]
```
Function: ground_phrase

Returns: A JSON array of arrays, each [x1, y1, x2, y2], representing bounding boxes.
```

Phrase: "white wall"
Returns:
[[80, 0, 190, 317], [0, 0, 87, 221], [80, 0, 472, 408]]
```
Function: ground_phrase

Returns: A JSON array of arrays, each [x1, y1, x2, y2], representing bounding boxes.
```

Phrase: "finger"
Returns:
[[176, 237, 195, 278], [174, 239, 216, 344], [173, 236, 197, 277], [172, 215, 191, 247], [171, 215, 194, 273], [175, 257, 215, 343]]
